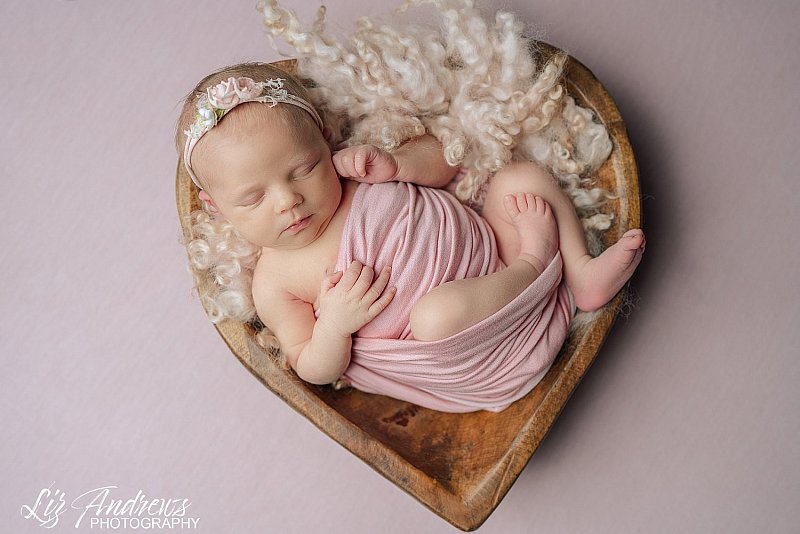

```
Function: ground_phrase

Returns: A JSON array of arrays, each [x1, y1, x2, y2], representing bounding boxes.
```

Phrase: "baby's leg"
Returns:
[[481, 161, 645, 312], [409, 193, 557, 342]]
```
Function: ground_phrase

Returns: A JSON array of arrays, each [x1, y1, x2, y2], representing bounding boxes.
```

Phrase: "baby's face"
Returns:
[[194, 107, 342, 250]]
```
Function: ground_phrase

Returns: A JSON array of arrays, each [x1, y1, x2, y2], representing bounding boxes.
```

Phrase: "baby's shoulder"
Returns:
[[253, 246, 334, 311], [251, 253, 308, 327], [251, 255, 290, 305], [252, 250, 308, 294]]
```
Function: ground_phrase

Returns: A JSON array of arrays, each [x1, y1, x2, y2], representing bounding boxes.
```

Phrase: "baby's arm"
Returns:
[[253, 261, 395, 385], [333, 134, 458, 188], [392, 134, 459, 187]]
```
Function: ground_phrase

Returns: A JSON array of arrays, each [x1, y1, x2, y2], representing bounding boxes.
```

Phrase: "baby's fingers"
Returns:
[[353, 148, 369, 177], [364, 265, 392, 299], [332, 150, 356, 178], [367, 285, 397, 319], [321, 270, 343, 293], [352, 263, 375, 295], [362, 265, 393, 309], [338, 260, 365, 291]]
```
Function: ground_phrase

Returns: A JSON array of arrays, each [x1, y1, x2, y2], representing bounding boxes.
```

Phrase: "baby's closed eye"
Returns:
[[293, 159, 321, 179], [238, 194, 264, 207]]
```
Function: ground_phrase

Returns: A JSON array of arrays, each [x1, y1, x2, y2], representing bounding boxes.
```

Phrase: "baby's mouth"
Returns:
[[285, 215, 311, 233]]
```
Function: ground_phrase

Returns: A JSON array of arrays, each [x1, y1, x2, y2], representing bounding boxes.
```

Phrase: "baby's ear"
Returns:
[[198, 190, 220, 213], [322, 126, 334, 142]]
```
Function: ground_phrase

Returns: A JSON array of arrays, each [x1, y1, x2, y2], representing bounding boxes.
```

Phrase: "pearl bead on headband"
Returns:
[[183, 76, 323, 189]]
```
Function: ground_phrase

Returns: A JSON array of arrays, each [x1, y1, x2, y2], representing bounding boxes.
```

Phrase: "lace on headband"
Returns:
[[182, 76, 323, 189]]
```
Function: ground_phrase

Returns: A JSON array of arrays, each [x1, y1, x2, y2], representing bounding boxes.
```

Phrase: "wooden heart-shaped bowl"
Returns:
[[175, 42, 640, 531]]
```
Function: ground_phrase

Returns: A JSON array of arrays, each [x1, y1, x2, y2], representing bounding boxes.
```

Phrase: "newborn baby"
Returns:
[[176, 63, 645, 412]]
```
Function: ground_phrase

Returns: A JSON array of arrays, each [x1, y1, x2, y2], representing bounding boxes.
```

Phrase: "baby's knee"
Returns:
[[493, 161, 557, 191], [409, 289, 468, 342], [485, 162, 558, 212], [486, 161, 572, 217]]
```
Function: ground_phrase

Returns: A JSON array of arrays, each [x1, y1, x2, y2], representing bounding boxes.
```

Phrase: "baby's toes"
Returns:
[[534, 195, 551, 217], [621, 229, 645, 250], [503, 194, 521, 219], [525, 193, 542, 214], [623, 229, 643, 238], [514, 192, 531, 213]]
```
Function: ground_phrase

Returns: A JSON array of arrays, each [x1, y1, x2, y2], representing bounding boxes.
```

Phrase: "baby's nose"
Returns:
[[275, 189, 302, 212]]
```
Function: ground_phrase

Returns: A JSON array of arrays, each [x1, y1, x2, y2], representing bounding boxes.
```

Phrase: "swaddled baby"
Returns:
[[176, 63, 645, 412]]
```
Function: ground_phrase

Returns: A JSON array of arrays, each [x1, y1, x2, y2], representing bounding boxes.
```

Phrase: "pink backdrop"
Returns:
[[3, 1, 799, 532]]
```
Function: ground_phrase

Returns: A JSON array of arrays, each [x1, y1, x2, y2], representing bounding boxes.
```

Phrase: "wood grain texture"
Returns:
[[175, 43, 640, 531]]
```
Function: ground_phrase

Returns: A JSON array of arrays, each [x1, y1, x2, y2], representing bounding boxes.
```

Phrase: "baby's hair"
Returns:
[[174, 62, 322, 188], [175, 62, 323, 329]]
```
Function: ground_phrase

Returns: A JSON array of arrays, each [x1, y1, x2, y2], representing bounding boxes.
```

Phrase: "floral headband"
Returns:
[[182, 76, 323, 189]]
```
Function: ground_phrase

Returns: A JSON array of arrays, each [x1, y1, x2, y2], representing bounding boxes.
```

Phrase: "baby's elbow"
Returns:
[[295, 365, 345, 386], [294, 352, 349, 386], [299, 373, 341, 386]]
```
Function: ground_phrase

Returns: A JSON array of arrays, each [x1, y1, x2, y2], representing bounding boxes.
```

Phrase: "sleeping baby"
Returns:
[[175, 63, 644, 412]]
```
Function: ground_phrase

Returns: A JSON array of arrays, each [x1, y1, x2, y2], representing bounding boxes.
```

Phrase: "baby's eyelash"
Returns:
[[294, 160, 320, 179], [239, 195, 264, 207]]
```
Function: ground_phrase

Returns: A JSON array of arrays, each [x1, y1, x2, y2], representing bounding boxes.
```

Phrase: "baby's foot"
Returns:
[[572, 229, 646, 311], [503, 193, 559, 274]]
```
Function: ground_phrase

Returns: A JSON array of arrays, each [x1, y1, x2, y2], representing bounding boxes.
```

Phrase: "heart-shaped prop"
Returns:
[[175, 43, 640, 531]]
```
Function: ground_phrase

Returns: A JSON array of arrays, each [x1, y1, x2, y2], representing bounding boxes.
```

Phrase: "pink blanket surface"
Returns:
[[319, 181, 575, 413]]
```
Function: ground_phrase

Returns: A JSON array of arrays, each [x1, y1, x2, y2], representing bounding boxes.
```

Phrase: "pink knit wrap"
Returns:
[[318, 181, 575, 412]]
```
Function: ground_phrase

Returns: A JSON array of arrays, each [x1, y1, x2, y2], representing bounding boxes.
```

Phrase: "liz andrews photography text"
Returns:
[[20, 483, 200, 530]]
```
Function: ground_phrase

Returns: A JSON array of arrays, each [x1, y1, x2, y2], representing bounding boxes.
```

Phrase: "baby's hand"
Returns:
[[332, 145, 398, 184], [316, 260, 396, 338]]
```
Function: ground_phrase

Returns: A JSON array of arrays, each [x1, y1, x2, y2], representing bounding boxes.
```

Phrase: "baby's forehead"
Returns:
[[198, 106, 323, 183], [227, 101, 319, 138]]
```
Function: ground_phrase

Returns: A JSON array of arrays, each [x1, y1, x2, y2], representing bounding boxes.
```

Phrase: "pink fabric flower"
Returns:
[[206, 77, 262, 110]]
